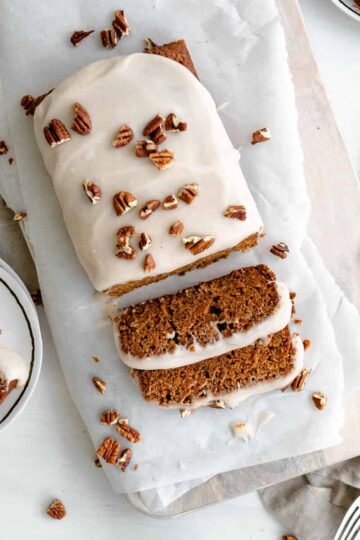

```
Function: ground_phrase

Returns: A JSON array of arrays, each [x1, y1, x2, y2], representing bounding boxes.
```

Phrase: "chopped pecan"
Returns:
[[303, 339, 311, 351], [138, 232, 152, 251], [43, 119, 71, 147], [116, 418, 141, 443], [135, 139, 157, 157], [165, 112, 187, 132], [143, 114, 165, 139], [30, 289, 43, 306], [116, 226, 137, 260], [112, 10, 130, 39], [47, 499, 66, 520], [13, 212, 27, 222], [224, 205, 247, 220], [113, 191, 137, 216], [92, 376, 107, 394], [151, 125, 167, 145], [116, 244, 137, 260], [179, 408, 194, 417], [183, 235, 215, 255], [118, 448, 133, 472], [144, 254, 156, 272], [294, 319, 302, 325], [101, 29, 118, 48], [70, 29, 94, 46], [178, 183, 199, 204], [252, 127, 271, 145], [72, 103, 92, 135], [0, 141, 8, 155], [208, 400, 226, 409], [83, 180, 102, 204], [94, 457, 102, 468], [149, 149, 174, 170], [139, 199, 161, 220], [113, 125, 134, 148], [270, 242, 289, 259], [92, 356, 100, 363], [20, 89, 53, 116], [100, 409, 120, 425], [291, 368, 312, 391], [162, 194, 178, 210], [8, 157, 14, 165], [290, 291, 296, 316], [96, 436, 121, 464], [312, 392, 327, 410], [282, 536, 298, 540], [169, 220, 184, 237]]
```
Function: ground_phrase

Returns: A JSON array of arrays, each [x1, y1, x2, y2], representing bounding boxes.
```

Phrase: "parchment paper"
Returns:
[[0, 0, 358, 497]]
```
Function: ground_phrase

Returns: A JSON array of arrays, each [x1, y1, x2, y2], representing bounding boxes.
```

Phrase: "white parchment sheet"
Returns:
[[0, 0, 358, 496]]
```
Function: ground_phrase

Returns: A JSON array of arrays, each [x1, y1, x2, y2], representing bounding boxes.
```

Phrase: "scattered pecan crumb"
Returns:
[[312, 392, 327, 410], [144, 37, 157, 51], [138, 232, 152, 251], [208, 399, 226, 409], [149, 149, 174, 170], [92, 356, 100, 363], [101, 29, 118, 48], [44, 119, 71, 147], [113, 125, 134, 148], [179, 408, 193, 418], [294, 319, 302, 325], [144, 254, 156, 272], [135, 139, 157, 157], [13, 212, 27, 222], [139, 199, 161, 220], [183, 235, 215, 255], [116, 419, 141, 443], [270, 242, 289, 259], [169, 220, 184, 237], [20, 89, 53, 116], [165, 113, 187, 132], [8, 157, 14, 165], [224, 205, 247, 220], [0, 141, 8, 155], [162, 194, 178, 210], [47, 499, 66, 520], [118, 448, 133, 472], [83, 180, 102, 204], [303, 339, 311, 351], [30, 289, 43, 306], [113, 191, 137, 216], [100, 409, 120, 425], [72, 103, 92, 135], [291, 368, 312, 391], [178, 183, 199, 204], [252, 127, 271, 145], [70, 29, 94, 47], [112, 10, 130, 39], [94, 457, 102, 468], [96, 436, 121, 464], [92, 376, 107, 394]]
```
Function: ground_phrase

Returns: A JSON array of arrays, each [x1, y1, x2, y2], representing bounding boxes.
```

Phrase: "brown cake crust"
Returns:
[[145, 38, 198, 78], [0, 379, 17, 405], [116, 264, 279, 360], [132, 327, 294, 406]]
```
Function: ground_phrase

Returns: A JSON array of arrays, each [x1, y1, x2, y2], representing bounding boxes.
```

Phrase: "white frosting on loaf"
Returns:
[[0, 344, 29, 388]]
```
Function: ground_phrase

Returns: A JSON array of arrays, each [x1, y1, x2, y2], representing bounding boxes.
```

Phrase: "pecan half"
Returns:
[[113, 191, 137, 216], [43, 119, 71, 147], [13, 212, 27, 222], [112, 10, 130, 39], [178, 183, 199, 204], [0, 141, 8, 155], [47, 499, 66, 520], [149, 149, 174, 170], [100, 409, 120, 425], [162, 194, 178, 210], [135, 139, 157, 157], [113, 125, 134, 148], [20, 89, 53, 116], [165, 112, 187, 132], [83, 180, 102, 204], [118, 448, 133, 472], [92, 376, 107, 394], [96, 436, 121, 464], [72, 103, 92, 135], [224, 205, 247, 220], [252, 127, 271, 145], [291, 368, 312, 391], [144, 254, 156, 272], [116, 418, 141, 443], [143, 114, 165, 139], [139, 199, 161, 220], [169, 220, 184, 237], [183, 235, 215, 255], [270, 242, 289, 259], [101, 29, 118, 48], [312, 392, 327, 410], [303, 339, 311, 351], [70, 29, 94, 46], [138, 232, 152, 251]]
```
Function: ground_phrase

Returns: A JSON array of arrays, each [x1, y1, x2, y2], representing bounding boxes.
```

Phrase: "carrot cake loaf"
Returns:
[[0, 344, 29, 404], [33, 41, 263, 295], [113, 265, 304, 408]]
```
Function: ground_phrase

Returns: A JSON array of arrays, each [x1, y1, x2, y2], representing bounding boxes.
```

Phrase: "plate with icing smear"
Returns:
[[0, 261, 42, 430]]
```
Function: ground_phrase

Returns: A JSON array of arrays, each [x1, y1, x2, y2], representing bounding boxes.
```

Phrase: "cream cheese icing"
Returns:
[[0, 344, 29, 387], [116, 281, 292, 370], [34, 53, 263, 292]]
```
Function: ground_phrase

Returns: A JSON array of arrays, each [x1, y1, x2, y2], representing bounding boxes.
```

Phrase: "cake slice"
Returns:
[[0, 345, 29, 404], [113, 265, 304, 409]]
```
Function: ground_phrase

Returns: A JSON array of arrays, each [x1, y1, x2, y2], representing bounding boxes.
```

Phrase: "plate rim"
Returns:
[[329, 0, 360, 22]]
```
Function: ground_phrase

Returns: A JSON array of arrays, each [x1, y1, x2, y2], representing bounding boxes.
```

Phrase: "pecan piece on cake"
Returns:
[[96, 436, 121, 464], [143, 114, 166, 144], [116, 418, 142, 443], [135, 139, 157, 157], [113, 125, 134, 148], [291, 368, 312, 392], [251, 127, 271, 145], [46, 499, 66, 520], [101, 29, 118, 48], [100, 409, 120, 425], [270, 242, 289, 259], [162, 194, 178, 210], [71, 103, 92, 135], [117, 448, 133, 472], [116, 226, 137, 260], [183, 235, 215, 255], [312, 392, 327, 410], [13, 212, 27, 222], [224, 205, 247, 221], [139, 199, 161, 220], [113, 191, 137, 216], [83, 180, 102, 204], [169, 220, 184, 237], [138, 232, 152, 251], [144, 254, 156, 272], [165, 112, 187, 132], [0, 141, 8, 155], [178, 183, 199, 204], [92, 376, 107, 394], [112, 10, 130, 39], [70, 29, 94, 47], [43, 119, 71, 147], [149, 149, 174, 170]]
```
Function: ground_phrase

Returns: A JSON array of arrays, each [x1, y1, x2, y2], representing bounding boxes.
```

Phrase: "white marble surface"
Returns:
[[1, 1, 359, 538]]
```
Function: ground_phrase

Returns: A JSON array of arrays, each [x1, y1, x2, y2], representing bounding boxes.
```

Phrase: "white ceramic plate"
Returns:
[[0, 264, 42, 430], [330, 0, 360, 21]]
